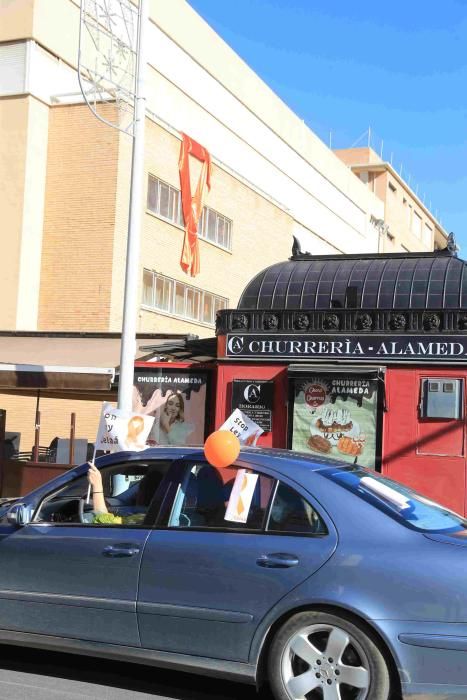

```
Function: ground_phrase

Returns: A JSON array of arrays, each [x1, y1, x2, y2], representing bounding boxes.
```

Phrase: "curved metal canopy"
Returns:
[[238, 251, 467, 311]]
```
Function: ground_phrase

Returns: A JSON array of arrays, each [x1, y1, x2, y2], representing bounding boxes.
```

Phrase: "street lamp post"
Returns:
[[78, 0, 149, 413], [117, 0, 148, 412]]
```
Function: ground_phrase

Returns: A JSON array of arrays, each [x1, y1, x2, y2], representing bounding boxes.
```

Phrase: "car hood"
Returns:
[[424, 531, 467, 547]]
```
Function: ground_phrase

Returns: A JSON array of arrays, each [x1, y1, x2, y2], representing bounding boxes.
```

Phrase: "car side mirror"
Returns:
[[7, 503, 32, 527]]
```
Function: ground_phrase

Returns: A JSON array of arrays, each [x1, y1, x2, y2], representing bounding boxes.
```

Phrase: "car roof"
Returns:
[[237, 446, 352, 474], [104, 445, 351, 475]]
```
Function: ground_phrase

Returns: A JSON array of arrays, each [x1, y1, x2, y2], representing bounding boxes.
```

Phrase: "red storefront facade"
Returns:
[[138, 241, 467, 515]]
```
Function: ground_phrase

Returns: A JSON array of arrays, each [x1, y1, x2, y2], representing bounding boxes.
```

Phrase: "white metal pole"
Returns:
[[118, 0, 149, 413]]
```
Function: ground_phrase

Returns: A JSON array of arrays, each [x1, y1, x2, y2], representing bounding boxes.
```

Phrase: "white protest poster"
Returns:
[[95, 402, 155, 453], [220, 409, 264, 445], [224, 469, 259, 523]]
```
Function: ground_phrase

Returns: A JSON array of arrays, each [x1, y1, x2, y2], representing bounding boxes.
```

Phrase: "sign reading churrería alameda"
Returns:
[[226, 334, 467, 362]]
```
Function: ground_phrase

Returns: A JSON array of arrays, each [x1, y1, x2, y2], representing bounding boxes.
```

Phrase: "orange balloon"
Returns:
[[204, 430, 241, 469]]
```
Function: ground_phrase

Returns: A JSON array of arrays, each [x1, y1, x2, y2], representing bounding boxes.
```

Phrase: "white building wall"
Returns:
[[15, 96, 49, 329], [0, 0, 385, 258]]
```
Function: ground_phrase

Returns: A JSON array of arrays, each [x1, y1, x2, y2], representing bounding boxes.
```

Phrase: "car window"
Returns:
[[267, 483, 328, 536], [165, 461, 276, 531], [35, 461, 171, 526], [322, 466, 467, 533]]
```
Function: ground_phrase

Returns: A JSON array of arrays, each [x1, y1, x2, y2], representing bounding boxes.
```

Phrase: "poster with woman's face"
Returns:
[[291, 375, 379, 468], [133, 369, 208, 446]]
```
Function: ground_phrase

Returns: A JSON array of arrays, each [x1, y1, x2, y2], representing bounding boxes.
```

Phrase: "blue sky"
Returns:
[[189, 0, 466, 250]]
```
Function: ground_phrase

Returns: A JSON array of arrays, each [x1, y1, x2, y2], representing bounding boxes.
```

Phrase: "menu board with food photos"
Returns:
[[291, 374, 379, 469]]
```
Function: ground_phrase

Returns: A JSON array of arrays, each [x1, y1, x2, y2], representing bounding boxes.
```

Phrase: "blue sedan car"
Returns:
[[1, 446, 467, 700]]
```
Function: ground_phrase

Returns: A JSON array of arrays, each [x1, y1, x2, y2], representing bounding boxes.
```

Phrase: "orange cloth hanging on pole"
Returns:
[[179, 133, 212, 277]]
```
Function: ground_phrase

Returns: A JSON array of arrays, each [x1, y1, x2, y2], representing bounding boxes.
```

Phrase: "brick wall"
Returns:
[[0, 393, 104, 458], [38, 103, 120, 330], [138, 120, 293, 336]]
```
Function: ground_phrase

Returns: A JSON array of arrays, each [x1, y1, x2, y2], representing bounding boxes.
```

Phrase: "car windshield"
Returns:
[[322, 466, 467, 534]]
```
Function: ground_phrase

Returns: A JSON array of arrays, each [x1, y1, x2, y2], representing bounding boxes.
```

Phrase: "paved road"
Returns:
[[0, 645, 274, 700]]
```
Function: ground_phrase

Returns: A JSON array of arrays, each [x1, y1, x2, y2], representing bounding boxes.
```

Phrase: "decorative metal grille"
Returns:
[[78, 0, 140, 134]]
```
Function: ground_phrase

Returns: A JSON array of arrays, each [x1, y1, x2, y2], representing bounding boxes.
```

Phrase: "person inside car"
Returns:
[[86, 463, 163, 524]]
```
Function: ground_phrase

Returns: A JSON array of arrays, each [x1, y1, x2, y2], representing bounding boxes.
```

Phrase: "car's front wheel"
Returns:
[[268, 610, 391, 700]]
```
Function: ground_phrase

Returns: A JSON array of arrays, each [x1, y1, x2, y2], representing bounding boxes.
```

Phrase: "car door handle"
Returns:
[[256, 553, 300, 568], [102, 544, 140, 558]]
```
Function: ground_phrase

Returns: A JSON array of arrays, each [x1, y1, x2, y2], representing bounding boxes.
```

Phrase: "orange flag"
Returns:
[[178, 133, 212, 277]]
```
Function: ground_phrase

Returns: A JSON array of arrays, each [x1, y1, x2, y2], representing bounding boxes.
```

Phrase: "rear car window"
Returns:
[[267, 483, 328, 535], [167, 462, 275, 531], [322, 466, 467, 534]]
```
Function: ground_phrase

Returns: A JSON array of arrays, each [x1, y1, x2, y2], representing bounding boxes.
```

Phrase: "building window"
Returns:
[[147, 176, 184, 227], [147, 175, 232, 251], [198, 206, 232, 250], [412, 210, 422, 238], [142, 270, 228, 326], [423, 223, 433, 248], [142, 269, 155, 306], [388, 181, 397, 193]]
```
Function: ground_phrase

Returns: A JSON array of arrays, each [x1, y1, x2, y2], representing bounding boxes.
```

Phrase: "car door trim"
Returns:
[[137, 601, 253, 623], [0, 628, 257, 683], [0, 589, 134, 612], [399, 633, 467, 651]]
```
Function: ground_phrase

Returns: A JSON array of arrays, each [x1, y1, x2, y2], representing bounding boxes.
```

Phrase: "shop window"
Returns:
[[142, 270, 228, 327], [420, 378, 464, 419]]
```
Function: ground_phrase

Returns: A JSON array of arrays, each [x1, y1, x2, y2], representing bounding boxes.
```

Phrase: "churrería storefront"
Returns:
[[211, 240, 467, 515]]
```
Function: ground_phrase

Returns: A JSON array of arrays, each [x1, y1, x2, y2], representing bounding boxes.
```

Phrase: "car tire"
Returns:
[[267, 610, 391, 700]]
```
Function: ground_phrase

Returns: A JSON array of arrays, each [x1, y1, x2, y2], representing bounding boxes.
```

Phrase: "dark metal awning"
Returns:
[[138, 337, 218, 363], [0, 332, 199, 399], [0, 363, 115, 400]]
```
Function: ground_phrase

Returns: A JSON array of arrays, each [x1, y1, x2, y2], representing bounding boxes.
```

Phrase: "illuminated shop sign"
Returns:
[[226, 334, 467, 362]]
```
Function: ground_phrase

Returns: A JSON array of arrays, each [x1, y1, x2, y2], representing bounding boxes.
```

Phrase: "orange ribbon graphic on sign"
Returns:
[[237, 475, 249, 516], [179, 133, 212, 277]]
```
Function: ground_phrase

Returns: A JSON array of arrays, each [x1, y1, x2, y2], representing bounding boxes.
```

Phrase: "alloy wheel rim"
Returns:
[[280, 623, 371, 700]]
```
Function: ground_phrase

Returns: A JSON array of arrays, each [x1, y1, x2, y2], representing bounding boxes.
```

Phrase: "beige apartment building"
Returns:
[[0, 0, 447, 450], [335, 147, 447, 253]]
